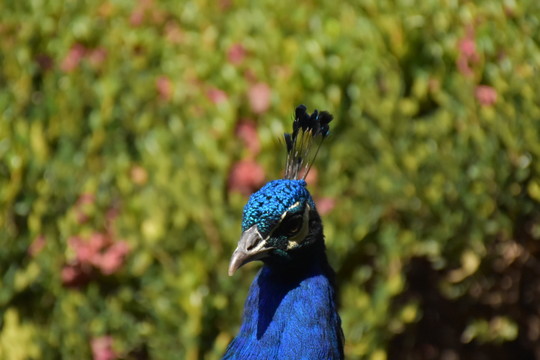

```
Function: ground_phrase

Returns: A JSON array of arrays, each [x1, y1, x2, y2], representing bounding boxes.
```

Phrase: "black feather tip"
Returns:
[[283, 105, 333, 180]]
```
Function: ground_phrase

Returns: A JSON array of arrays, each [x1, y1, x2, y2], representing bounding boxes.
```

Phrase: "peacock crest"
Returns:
[[283, 104, 333, 180]]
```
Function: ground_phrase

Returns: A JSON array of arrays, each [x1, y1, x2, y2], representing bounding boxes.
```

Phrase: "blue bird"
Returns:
[[223, 105, 344, 360]]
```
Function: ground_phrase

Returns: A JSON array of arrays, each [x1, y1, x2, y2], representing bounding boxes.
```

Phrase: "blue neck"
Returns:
[[223, 246, 344, 359]]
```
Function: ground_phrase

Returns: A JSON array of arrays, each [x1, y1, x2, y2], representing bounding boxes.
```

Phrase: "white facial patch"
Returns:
[[286, 204, 310, 250]]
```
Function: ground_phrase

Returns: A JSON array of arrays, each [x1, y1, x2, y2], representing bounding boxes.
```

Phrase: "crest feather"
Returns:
[[283, 105, 333, 180]]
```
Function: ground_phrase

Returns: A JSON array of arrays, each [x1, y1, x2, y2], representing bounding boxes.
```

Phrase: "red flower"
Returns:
[[207, 87, 228, 104], [236, 120, 260, 156], [28, 235, 46, 256], [96, 241, 130, 275], [61, 44, 86, 72], [227, 43, 246, 65], [219, 0, 232, 10], [316, 197, 336, 215], [63, 233, 130, 287], [459, 37, 478, 60], [88, 48, 107, 68], [475, 85, 497, 106], [248, 83, 271, 114], [164, 22, 184, 44], [456, 26, 480, 77], [78, 193, 95, 204], [228, 160, 265, 196], [91, 336, 117, 360], [130, 10, 144, 26], [61, 45, 108, 72], [68, 234, 106, 266], [156, 76, 173, 101]]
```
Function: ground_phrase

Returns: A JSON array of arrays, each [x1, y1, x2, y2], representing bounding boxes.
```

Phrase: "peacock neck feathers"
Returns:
[[223, 231, 343, 360]]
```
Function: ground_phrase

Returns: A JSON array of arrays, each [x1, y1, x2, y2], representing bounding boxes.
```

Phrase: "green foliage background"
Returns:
[[1, 0, 540, 359]]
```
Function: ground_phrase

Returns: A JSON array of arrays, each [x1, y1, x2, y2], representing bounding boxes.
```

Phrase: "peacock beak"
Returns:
[[228, 225, 272, 276]]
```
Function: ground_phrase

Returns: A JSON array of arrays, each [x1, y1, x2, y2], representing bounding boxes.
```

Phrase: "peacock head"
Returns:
[[228, 179, 320, 275], [228, 105, 333, 276]]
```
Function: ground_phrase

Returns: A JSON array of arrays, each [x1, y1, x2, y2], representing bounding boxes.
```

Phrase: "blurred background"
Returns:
[[1, 0, 540, 359]]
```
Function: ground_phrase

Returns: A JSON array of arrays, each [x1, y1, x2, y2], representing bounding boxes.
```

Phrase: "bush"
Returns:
[[1, 0, 539, 359]]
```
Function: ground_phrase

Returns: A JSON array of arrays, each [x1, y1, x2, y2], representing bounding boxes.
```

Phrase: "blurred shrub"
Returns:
[[1, 0, 539, 359]]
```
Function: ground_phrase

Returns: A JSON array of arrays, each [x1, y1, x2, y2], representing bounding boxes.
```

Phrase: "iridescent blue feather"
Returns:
[[223, 264, 343, 359]]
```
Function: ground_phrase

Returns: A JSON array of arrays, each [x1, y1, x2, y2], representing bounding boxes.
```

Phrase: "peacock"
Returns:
[[223, 105, 344, 359]]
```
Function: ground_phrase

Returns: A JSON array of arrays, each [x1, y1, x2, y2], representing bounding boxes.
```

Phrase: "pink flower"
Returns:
[[95, 241, 130, 275], [28, 235, 46, 256], [130, 10, 144, 26], [61, 263, 91, 288], [207, 87, 228, 104], [88, 48, 107, 68], [164, 22, 184, 44], [316, 197, 336, 215], [236, 120, 260, 156], [78, 193, 95, 205], [69, 234, 107, 266], [475, 85, 497, 106], [61, 265, 79, 284], [248, 83, 271, 114], [61, 44, 87, 72], [156, 76, 173, 101], [91, 336, 117, 360], [227, 43, 246, 65], [456, 26, 480, 77], [228, 160, 265, 196], [69, 233, 129, 274], [459, 37, 478, 59], [219, 0, 231, 10]]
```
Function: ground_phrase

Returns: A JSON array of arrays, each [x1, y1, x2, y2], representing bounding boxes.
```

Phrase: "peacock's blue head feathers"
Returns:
[[242, 179, 315, 235], [229, 105, 333, 276]]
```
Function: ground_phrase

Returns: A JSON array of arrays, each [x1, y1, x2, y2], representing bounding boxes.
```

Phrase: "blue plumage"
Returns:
[[223, 264, 342, 359], [242, 180, 313, 235], [224, 105, 343, 359]]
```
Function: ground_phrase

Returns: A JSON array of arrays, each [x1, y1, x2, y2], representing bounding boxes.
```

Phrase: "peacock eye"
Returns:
[[279, 213, 304, 237]]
